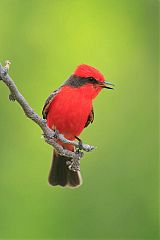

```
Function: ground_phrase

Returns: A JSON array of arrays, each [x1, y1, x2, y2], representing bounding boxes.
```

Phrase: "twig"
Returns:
[[0, 61, 95, 165]]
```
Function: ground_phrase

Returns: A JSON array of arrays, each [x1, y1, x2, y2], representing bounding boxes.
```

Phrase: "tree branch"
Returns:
[[0, 61, 95, 170]]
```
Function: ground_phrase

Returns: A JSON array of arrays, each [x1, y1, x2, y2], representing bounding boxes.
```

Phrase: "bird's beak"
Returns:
[[98, 81, 114, 89]]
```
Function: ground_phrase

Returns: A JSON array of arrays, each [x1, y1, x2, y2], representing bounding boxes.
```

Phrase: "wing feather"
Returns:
[[85, 108, 94, 128], [42, 89, 59, 119]]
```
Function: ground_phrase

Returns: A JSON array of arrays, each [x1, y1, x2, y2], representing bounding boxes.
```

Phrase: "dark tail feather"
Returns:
[[48, 150, 82, 188]]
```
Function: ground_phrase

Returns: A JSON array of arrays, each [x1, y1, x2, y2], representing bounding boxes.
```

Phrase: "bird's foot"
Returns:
[[53, 129, 59, 139], [43, 129, 59, 141], [75, 136, 83, 151]]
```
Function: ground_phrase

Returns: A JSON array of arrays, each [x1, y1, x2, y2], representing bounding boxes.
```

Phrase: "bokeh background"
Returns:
[[0, 0, 158, 239]]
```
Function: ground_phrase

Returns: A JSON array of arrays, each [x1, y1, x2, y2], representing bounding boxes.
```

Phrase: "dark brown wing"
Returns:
[[85, 108, 94, 128], [42, 89, 60, 119]]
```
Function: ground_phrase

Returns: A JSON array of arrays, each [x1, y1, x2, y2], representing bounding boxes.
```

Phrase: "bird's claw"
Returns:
[[75, 136, 83, 151], [54, 129, 59, 139]]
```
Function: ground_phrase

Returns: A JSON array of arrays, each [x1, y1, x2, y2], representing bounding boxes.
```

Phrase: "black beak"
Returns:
[[98, 81, 114, 89]]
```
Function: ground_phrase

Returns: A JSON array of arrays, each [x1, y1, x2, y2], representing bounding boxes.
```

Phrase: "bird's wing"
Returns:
[[42, 89, 59, 119], [85, 108, 94, 128]]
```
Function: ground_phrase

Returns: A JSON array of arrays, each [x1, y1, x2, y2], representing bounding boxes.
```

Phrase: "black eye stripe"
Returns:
[[63, 75, 98, 88], [87, 77, 98, 83]]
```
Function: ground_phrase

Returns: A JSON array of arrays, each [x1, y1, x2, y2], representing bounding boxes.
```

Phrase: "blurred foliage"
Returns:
[[0, 0, 158, 239]]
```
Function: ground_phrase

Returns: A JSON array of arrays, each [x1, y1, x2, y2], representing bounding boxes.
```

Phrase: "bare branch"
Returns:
[[0, 61, 95, 167]]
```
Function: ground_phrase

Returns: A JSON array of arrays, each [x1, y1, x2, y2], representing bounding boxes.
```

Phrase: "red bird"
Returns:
[[42, 64, 113, 188]]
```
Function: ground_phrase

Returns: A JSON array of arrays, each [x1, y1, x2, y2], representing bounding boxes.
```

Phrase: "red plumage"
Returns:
[[47, 85, 92, 140], [74, 64, 105, 81]]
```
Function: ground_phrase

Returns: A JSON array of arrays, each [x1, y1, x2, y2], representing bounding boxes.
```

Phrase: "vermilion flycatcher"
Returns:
[[42, 64, 113, 188]]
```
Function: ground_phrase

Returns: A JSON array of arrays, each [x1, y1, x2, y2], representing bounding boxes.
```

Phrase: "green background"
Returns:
[[0, 0, 158, 239]]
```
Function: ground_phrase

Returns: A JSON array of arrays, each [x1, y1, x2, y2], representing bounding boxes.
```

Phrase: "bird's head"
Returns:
[[64, 64, 114, 99]]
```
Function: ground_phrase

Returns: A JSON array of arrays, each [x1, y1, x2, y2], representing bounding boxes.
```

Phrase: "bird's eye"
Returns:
[[89, 77, 95, 82]]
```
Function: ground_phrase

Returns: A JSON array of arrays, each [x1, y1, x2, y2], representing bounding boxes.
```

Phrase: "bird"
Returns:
[[42, 64, 113, 188]]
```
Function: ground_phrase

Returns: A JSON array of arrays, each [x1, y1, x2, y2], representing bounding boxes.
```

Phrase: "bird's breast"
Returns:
[[47, 86, 92, 139]]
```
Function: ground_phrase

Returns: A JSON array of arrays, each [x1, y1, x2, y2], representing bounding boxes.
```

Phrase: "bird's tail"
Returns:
[[48, 150, 82, 188]]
